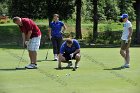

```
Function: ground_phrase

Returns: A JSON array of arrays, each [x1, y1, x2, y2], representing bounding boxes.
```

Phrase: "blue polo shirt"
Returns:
[[49, 21, 64, 38], [60, 39, 80, 54]]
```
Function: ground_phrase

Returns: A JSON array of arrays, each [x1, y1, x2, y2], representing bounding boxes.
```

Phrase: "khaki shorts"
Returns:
[[121, 39, 131, 50], [27, 36, 41, 51]]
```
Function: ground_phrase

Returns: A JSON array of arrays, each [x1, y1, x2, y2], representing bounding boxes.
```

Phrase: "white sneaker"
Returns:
[[66, 62, 72, 68], [54, 58, 58, 61], [75, 65, 79, 68], [121, 64, 130, 68], [25, 64, 37, 69], [54, 54, 58, 61]]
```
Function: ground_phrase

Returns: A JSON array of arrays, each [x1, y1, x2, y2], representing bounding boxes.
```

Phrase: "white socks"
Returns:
[[124, 59, 130, 66], [54, 54, 58, 60]]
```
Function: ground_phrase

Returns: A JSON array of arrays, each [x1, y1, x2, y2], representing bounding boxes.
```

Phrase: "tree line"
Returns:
[[0, 0, 140, 44]]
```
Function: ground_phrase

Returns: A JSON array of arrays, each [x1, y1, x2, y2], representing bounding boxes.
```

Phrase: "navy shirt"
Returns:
[[49, 21, 64, 38], [60, 39, 80, 54]]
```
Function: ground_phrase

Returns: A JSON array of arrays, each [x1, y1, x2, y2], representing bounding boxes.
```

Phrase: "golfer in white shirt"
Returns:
[[120, 14, 133, 68]]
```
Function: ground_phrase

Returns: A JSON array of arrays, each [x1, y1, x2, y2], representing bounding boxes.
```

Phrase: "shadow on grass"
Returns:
[[54, 67, 73, 70], [104, 67, 125, 70], [0, 68, 16, 71], [0, 68, 26, 71], [37, 59, 56, 62], [0, 68, 20, 71]]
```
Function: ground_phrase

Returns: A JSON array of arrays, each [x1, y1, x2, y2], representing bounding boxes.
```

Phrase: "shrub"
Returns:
[[83, 31, 93, 45]]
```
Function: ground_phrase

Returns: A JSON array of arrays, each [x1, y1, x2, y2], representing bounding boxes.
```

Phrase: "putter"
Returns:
[[45, 41, 51, 60], [72, 67, 76, 71], [15, 49, 26, 70]]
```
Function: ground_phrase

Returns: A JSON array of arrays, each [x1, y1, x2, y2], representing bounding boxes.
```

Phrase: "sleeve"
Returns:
[[60, 21, 64, 26], [24, 19, 33, 31], [60, 42, 66, 54], [74, 40, 80, 49], [127, 22, 132, 28]]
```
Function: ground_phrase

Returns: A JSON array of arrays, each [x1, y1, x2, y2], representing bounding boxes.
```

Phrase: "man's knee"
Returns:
[[120, 49, 124, 54], [59, 55, 65, 62], [75, 54, 81, 60]]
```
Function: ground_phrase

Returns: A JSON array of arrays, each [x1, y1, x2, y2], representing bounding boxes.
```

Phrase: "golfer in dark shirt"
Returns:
[[58, 38, 81, 70], [48, 14, 66, 61]]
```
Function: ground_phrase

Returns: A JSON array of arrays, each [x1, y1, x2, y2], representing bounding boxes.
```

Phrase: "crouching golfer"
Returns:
[[13, 17, 41, 69], [58, 38, 81, 70]]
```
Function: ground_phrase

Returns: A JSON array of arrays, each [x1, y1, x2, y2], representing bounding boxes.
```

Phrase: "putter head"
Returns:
[[45, 52, 48, 60], [45, 57, 47, 60], [15, 67, 26, 70], [72, 67, 76, 71]]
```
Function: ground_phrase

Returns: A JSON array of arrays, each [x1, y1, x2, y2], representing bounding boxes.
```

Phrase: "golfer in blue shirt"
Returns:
[[48, 14, 66, 61], [58, 38, 81, 71]]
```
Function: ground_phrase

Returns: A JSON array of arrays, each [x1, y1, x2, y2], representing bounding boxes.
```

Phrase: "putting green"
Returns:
[[0, 48, 140, 93]]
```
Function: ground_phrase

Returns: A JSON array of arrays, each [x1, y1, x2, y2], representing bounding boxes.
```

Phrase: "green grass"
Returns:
[[0, 20, 136, 45], [0, 48, 140, 93], [0, 19, 136, 32]]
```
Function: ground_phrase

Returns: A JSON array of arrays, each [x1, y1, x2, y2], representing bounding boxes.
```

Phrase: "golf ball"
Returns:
[[57, 75, 59, 77], [66, 74, 68, 76]]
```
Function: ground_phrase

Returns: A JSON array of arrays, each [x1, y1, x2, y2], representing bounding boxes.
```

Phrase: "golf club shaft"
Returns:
[[45, 41, 51, 60], [17, 49, 25, 68]]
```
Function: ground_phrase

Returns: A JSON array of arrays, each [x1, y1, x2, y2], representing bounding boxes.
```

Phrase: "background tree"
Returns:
[[104, 0, 120, 21], [1, 0, 139, 45], [118, 0, 136, 21], [135, 0, 140, 44], [97, 0, 106, 21], [83, 0, 93, 21], [0, 0, 9, 15], [93, 0, 98, 42], [83, 0, 106, 21], [75, 0, 82, 39], [46, 0, 75, 22], [9, 0, 75, 20]]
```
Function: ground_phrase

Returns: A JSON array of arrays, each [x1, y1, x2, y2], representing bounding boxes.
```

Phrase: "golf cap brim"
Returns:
[[120, 14, 128, 19]]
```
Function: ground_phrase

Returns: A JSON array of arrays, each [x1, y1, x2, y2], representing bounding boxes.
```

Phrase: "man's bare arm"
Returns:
[[73, 49, 80, 55], [48, 27, 51, 40], [26, 30, 32, 41], [128, 27, 133, 40], [62, 24, 67, 32]]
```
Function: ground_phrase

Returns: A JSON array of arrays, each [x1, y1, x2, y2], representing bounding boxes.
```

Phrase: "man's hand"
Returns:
[[60, 30, 64, 34], [23, 41, 29, 48], [70, 53, 74, 59], [25, 41, 29, 46]]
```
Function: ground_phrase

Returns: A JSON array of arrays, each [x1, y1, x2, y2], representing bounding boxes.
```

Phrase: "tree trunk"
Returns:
[[136, 0, 140, 44], [93, 0, 98, 43], [75, 0, 82, 39], [47, 0, 52, 24]]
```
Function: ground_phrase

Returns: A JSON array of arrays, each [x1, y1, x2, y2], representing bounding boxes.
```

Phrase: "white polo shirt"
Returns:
[[121, 20, 132, 40]]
